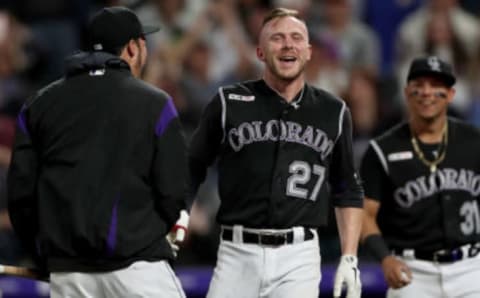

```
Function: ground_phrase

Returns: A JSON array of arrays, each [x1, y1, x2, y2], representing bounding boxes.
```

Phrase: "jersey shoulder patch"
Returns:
[[369, 122, 410, 173], [228, 93, 255, 102], [387, 151, 413, 162]]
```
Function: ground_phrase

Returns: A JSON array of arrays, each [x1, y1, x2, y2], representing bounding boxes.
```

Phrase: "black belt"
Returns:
[[221, 227, 314, 246], [393, 243, 480, 263]]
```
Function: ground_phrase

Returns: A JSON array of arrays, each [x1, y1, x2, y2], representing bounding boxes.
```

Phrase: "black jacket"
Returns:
[[189, 80, 363, 229], [7, 51, 188, 272]]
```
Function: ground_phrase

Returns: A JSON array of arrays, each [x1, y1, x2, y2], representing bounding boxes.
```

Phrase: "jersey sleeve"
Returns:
[[188, 93, 223, 197], [151, 98, 188, 228], [329, 106, 364, 208], [359, 141, 389, 202]]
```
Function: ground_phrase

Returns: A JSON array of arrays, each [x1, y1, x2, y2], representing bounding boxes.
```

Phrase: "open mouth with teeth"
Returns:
[[278, 56, 298, 66]]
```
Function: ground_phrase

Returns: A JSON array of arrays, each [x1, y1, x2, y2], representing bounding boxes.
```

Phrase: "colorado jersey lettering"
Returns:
[[394, 168, 480, 208], [227, 120, 334, 158]]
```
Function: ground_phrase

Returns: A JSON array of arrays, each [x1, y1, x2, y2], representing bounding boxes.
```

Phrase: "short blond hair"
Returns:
[[262, 7, 303, 27]]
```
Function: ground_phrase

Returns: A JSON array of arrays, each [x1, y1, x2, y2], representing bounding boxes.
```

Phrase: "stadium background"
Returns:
[[0, 0, 479, 296]]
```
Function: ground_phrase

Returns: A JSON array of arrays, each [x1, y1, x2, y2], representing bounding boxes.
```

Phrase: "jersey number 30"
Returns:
[[286, 161, 325, 201], [460, 200, 480, 236]]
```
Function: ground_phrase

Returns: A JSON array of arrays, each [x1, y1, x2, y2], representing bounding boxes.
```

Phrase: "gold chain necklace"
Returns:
[[410, 121, 448, 173]]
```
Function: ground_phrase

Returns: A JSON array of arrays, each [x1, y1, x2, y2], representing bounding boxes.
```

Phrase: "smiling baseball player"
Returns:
[[189, 7, 364, 298], [361, 56, 480, 298]]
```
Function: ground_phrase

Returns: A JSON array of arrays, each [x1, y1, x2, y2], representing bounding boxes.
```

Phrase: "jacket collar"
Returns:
[[65, 51, 131, 77]]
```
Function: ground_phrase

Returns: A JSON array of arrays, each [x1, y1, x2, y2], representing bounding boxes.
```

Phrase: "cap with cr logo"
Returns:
[[407, 56, 456, 87]]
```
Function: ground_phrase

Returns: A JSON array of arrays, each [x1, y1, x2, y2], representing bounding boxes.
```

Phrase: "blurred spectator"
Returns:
[[199, 0, 258, 82], [317, 0, 381, 76], [0, 115, 23, 264], [466, 44, 480, 127], [237, 0, 273, 32], [362, 0, 422, 76], [395, 0, 479, 116], [238, 1, 272, 45], [0, 11, 32, 116], [396, 0, 479, 63], [305, 32, 348, 96], [134, 0, 194, 50], [342, 71, 384, 168], [139, 0, 258, 84], [343, 69, 404, 168], [143, 0, 259, 114], [425, 11, 472, 115], [395, 0, 478, 80], [178, 39, 231, 133], [10, 0, 87, 84]]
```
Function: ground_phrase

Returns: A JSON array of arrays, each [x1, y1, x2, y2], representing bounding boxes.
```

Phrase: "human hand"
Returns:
[[166, 210, 189, 257], [381, 256, 412, 289], [333, 255, 361, 298]]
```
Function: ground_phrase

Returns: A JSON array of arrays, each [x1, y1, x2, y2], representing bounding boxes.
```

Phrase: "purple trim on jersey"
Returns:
[[106, 196, 119, 256], [17, 110, 29, 135], [155, 99, 178, 137]]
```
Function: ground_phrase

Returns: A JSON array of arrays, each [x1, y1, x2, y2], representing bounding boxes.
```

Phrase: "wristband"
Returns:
[[363, 234, 390, 262]]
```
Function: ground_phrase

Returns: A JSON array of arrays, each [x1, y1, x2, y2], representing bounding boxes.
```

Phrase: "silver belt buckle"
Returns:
[[433, 249, 447, 263], [258, 231, 273, 245], [258, 231, 287, 245]]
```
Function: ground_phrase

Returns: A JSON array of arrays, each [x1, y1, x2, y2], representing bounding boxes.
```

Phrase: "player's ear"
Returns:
[[119, 40, 134, 60], [126, 39, 138, 58], [256, 47, 265, 61]]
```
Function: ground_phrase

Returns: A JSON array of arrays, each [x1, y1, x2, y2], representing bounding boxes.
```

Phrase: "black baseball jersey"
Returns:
[[189, 79, 363, 229], [361, 118, 480, 252]]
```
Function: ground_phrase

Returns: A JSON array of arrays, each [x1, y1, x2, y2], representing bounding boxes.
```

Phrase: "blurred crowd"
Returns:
[[2, 0, 480, 266]]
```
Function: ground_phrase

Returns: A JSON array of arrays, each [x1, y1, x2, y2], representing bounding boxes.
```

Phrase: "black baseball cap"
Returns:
[[407, 56, 456, 87], [87, 6, 159, 53]]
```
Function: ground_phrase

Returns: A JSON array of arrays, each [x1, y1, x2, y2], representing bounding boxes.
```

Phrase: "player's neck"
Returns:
[[263, 75, 305, 103], [410, 116, 448, 144]]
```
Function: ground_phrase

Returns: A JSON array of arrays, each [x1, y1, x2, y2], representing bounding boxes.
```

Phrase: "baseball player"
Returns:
[[361, 56, 480, 298], [7, 7, 188, 298], [189, 7, 364, 298]]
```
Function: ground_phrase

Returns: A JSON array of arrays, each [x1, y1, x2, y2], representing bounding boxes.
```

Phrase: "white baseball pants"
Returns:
[[387, 253, 480, 298], [50, 260, 186, 298], [207, 226, 321, 298]]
